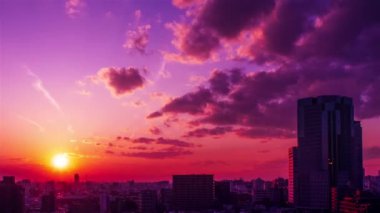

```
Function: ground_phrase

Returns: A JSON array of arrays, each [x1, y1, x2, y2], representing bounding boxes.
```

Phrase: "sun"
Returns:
[[52, 153, 69, 170]]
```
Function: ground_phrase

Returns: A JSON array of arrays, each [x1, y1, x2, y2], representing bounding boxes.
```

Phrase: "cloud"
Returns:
[[124, 24, 151, 54], [261, 0, 330, 55], [149, 61, 380, 139], [165, 22, 220, 63], [161, 88, 213, 115], [156, 137, 194, 147], [132, 137, 155, 144], [65, 0, 85, 18], [149, 127, 162, 135], [27, 69, 63, 113], [95, 67, 145, 97], [121, 147, 192, 159], [105, 150, 115, 155], [17, 115, 45, 133], [100, 136, 197, 159], [134, 9, 142, 21], [166, 0, 275, 63], [184, 126, 232, 138], [158, 60, 172, 79], [364, 146, 380, 160], [166, 0, 380, 69], [127, 136, 196, 148], [147, 111, 163, 119], [129, 146, 148, 150]]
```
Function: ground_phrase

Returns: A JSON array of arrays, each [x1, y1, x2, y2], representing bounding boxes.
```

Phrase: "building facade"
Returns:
[[172, 174, 214, 211], [290, 96, 364, 212]]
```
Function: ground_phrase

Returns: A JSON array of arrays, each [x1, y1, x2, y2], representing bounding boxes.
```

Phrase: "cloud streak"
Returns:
[[17, 114, 45, 133], [27, 69, 63, 113]]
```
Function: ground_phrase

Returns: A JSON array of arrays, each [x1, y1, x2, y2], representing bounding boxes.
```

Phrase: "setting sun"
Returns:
[[52, 153, 69, 170]]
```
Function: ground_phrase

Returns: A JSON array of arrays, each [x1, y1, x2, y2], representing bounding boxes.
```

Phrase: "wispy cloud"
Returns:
[[17, 114, 45, 133], [26, 68, 62, 113], [25, 66, 74, 134], [65, 0, 85, 18]]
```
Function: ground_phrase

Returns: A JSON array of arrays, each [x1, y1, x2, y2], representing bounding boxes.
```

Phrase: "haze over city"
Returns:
[[1, 0, 380, 183]]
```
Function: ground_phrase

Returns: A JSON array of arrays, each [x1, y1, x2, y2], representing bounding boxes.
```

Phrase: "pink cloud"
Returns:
[[65, 0, 85, 18], [124, 24, 151, 54], [95, 67, 145, 97]]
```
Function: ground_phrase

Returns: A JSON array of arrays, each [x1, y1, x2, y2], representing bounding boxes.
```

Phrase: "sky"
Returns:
[[0, 0, 380, 182]]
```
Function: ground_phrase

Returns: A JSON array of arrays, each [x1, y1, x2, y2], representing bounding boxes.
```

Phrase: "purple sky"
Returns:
[[1, 0, 380, 181]]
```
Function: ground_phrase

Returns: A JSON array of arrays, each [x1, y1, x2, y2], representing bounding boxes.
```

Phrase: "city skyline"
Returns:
[[1, 0, 380, 182]]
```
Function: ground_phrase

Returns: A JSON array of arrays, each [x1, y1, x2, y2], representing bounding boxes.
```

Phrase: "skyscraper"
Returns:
[[172, 174, 214, 211], [290, 96, 364, 212], [0, 176, 25, 213]]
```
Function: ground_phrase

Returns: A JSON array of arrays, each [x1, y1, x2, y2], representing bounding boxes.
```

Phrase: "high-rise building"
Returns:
[[0, 176, 25, 213], [291, 96, 364, 212], [172, 174, 214, 211]]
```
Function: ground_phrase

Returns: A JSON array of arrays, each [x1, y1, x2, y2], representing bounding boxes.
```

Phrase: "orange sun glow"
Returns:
[[52, 153, 69, 170]]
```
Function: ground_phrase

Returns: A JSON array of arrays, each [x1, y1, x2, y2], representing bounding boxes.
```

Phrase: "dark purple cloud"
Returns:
[[121, 147, 192, 159], [298, 0, 380, 61], [263, 0, 330, 54], [149, 61, 380, 139], [199, 0, 275, 38], [132, 137, 155, 144], [168, 0, 380, 67], [166, 23, 220, 62], [184, 126, 232, 138], [102, 136, 197, 159], [147, 111, 163, 119], [97, 67, 145, 97], [149, 127, 162, 135], [129, 146, 148, 150], [161, 88, 213, 115], [167, 0, 275, 62], [156, 137, 194, 147], [114, 136, 197, 147]]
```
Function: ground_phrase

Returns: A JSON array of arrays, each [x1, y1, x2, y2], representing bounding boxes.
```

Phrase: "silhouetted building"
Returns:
[[74, 173, 80, 184], [215, 181, 232, 205], [364, 172, 380, 195], [41, 191, 56, 213], [0, 176, 25, 213], [339, 191, 380, 213], [172, 174, 214, 211], [139, 189, 158, 213], [252, 178, 271, 204], [272, 177, 288, 205], [291, 96, 364, 212], [159, 188, 173, 211], [288, 147, 298, 205]]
